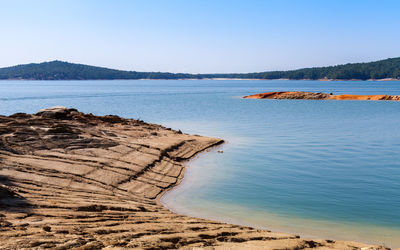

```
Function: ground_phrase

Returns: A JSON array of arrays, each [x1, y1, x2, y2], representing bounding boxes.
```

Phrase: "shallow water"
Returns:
[[1, 80, 399, 248]]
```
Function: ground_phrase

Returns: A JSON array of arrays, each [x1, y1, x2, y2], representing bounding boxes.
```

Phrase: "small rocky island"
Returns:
[[244, 91, 400, 101], [0, 107, 388, 249]]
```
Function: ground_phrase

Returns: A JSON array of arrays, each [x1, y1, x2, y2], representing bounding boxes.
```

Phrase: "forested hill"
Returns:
[[0, 61, 195, 80], [234, 57, 400, 80], [0, 58, 399, 80]]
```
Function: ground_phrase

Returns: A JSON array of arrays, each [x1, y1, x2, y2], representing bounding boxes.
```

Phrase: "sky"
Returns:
[[1, 0, 400, 73]]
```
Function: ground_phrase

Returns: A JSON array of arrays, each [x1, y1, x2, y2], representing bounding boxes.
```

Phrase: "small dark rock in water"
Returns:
[[218, 150, 223, 153]]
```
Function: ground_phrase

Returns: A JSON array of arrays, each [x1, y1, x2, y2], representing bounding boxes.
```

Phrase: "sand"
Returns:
[[0, 107, 388, 249], [243, 91, 400, 101]]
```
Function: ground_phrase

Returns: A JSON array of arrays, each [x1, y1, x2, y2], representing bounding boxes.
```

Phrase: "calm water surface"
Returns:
[[1, 80, 399, 248]]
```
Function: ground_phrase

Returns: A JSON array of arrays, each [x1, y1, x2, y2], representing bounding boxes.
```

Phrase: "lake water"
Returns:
[[1, 80, 399, 248]]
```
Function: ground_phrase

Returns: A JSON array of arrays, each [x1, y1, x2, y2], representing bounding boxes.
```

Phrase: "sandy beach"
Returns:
[[0, 107, 389, 249]]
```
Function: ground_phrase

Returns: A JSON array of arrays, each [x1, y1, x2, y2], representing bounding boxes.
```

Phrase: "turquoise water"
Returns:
[[1, 80, 399, 248]]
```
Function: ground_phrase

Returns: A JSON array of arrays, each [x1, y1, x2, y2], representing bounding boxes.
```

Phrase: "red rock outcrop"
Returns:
[[244, 91, 400, 101]]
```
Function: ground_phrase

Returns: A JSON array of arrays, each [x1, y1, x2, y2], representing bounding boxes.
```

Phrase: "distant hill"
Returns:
[[0, 58, 399, 80], [0, 61, 196, 80], [238, 57, 400, 80]]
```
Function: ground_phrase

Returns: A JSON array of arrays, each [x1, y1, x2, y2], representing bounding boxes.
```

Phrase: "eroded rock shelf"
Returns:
[[0, 107, 388, 249]]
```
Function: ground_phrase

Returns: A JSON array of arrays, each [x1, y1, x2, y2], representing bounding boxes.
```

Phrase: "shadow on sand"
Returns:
[[0, 174, 32, 213]]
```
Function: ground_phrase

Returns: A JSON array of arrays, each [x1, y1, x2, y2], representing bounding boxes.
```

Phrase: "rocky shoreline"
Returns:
[[244, 91, 400, 101], [0, 107, 388, 249]]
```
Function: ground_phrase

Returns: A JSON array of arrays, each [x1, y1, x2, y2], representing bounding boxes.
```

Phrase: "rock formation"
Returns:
[[0, 107, 388, 249], [243, 91, 400, 101]]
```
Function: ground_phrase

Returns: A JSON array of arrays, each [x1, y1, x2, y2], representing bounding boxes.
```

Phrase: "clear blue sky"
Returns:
[[1, 0, 399, 73]]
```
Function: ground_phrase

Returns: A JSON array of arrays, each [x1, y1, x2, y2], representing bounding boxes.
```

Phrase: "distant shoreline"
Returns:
[[1, 78, 400, 81], [1, 58, 400, 81]]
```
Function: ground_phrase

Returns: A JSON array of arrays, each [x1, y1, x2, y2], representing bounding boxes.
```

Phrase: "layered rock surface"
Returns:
[[0, 107, 388, 249], [244, 91, 400, 101]]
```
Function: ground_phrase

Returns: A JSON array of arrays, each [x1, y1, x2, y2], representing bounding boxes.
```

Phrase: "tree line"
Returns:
[[0, 58, 399, 80]]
